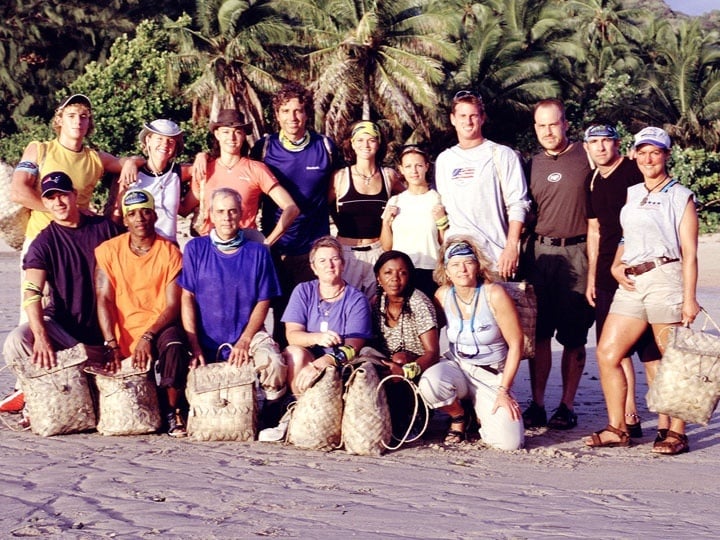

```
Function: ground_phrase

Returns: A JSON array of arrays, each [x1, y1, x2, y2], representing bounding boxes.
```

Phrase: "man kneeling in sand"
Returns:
[[178, 187, 288, 427], [95, 189, 190, 437], [3, 172, 121, 424]]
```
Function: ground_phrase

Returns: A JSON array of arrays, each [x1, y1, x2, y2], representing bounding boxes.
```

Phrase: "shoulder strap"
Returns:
[[321, 134, 333, 160], [482, 283, 498, 320]]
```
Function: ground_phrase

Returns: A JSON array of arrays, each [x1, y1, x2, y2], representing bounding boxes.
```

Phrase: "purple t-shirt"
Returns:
[[281, 280, 372, 341], [178, 236, 281, 355], [23, 215, 121, 345]]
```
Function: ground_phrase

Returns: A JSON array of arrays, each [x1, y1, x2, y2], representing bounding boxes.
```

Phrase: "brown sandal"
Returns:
[[651, 430, 689, 455], [585, 424, 630, 448], [444, 415, 466, 444]]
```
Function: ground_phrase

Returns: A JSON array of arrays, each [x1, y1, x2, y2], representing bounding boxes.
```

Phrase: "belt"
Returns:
[[350, 245, 373, 252], [624, 256, 679, 277], [535, 234, 587, 247]]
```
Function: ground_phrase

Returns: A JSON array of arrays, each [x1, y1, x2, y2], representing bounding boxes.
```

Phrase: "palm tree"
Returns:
[[450, 0, 571, 145], [169, 0, 298, 138], [302, 0, 460, 143], [638, 18, 720, 150]]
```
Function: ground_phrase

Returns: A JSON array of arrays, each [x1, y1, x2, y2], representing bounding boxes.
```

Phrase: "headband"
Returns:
[[444, 242, 477, 264], [351, 121, 381, 143]]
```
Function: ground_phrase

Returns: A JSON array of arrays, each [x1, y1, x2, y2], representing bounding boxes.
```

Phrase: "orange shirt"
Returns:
[[94, 233, 182, 356], [192, 156, 278, 235]]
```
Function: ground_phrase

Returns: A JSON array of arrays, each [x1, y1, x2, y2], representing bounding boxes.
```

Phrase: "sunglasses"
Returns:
[[584, 124, 619, 140], [453, 90, 483, 102]]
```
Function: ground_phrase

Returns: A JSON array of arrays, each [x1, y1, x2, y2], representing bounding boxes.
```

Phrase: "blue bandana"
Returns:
[[210, 229, 245, 252], [444, 242, 477, 264]]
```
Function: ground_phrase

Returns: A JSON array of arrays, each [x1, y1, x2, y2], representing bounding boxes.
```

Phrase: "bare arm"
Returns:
[[181, 288, 205, 368], [10, 143, 46, 212], [95, 266, 122, 371], [132, 279, 182, 370], [487, 284, 523, 421], [586, 218, 600, 306], [99, 151, 143, 187], [678, 198, 700, 325], [228, 299, 271, 366], [23, 268, 56, 368], [263, 185, 300, 246], [497, 220, 523, 280]]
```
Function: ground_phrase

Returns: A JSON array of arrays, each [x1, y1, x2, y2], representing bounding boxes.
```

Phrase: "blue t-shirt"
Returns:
[[281, 280, 372, 342], [178, 236, 282, 355], [23, 215, 121, 345], [253, 132, 336, 256]]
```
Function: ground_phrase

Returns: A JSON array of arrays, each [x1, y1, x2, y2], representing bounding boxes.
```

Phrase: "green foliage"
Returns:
[[69, 20, 199, 159], [0, 117, 54, 165], [670, 146, 720, 233]]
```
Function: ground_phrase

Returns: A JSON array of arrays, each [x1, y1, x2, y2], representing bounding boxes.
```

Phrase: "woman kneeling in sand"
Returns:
[[418, 237, 525, 450]]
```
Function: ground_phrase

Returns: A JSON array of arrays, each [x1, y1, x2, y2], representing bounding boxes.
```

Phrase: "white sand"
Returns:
[[1, 237, 719, 538]]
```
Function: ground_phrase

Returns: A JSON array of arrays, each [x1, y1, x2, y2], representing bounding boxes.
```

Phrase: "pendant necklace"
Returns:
[[353, 166, 377, 187], [640, 175, 669, 206], [219, 157, 239, 172], [455, 287, 478, 306]]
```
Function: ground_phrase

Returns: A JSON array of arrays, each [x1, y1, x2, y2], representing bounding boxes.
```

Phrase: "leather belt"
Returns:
[[535, 234, 587, 247], [350, 245, 373, 252], [624, 256, 679, 277]]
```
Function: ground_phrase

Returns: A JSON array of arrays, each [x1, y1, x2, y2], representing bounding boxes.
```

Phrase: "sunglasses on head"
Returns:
[[453, 90, 483, 102]]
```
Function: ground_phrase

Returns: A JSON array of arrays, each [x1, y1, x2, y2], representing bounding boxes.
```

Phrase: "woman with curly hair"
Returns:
[[418, 236, 525, 450]]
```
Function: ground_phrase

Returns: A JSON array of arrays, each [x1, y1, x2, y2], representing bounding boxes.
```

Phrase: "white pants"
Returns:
[[419, 356, 524, 451], [341, 241, 383, 299]]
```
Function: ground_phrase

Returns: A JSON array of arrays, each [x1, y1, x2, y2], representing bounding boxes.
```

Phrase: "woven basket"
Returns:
[[85, 358, 161, 436], [186, 362, 256, 441], [0, 161, 29, 251], [646, 320, 720, 425], [342, 361, 392, 456], [497, 281, 537, 359], [287, 366, 343, 450], [9, 343, 96, 436]]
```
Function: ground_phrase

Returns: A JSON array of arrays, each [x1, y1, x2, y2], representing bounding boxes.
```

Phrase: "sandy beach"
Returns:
[[1, 235, 719, 538]]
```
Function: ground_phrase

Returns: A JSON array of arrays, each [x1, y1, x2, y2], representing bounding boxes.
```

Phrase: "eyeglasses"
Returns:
[[453, 90, 483, 103]]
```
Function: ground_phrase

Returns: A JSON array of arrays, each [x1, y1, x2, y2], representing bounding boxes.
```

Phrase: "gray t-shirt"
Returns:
[[529, 142, 592, 238]]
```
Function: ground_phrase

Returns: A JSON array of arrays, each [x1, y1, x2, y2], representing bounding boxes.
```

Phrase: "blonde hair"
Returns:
[[433, 234, 497, 287], [52, 103, 94, 136]]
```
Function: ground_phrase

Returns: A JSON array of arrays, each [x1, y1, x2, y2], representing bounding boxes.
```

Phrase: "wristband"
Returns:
[[21, 294, 42, 308], [402, 362, 421, 379], [331, 344, 356, 366]]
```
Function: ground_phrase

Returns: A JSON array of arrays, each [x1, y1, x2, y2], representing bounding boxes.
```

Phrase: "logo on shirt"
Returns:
[[451, 167, 475, 181], [306, 166, 321, 170], [547, 173, 562, 183]]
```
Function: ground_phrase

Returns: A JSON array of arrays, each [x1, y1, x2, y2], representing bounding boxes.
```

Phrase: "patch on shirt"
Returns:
[[547, 172, 562, 183]]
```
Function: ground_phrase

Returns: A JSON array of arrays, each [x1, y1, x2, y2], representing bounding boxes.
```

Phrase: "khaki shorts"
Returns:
[[609, 261, 683, 324]]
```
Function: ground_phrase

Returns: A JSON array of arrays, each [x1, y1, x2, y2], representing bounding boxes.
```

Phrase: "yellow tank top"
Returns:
[[25, 139, 103, 240]]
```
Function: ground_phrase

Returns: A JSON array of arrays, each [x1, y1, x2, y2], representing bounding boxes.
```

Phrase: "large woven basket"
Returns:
[[0, 161, 29, 251], [186, 362, 256, 441], [8, 343, 96, 436], [287, 366, 343, 450], [646, 322, 720, 425], [85, 358, 161, 436], [497, 281, 537, 359], [341, 361, 392, 456]]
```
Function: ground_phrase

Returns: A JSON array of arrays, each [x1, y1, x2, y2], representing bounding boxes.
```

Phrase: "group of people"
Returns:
[[1, 84, 700, 456]]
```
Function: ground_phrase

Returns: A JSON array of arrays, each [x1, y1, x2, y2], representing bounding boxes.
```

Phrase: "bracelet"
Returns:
[[498, 385, 510, 394], [141, 331, 155, 343], [435, 215, 449, 230]]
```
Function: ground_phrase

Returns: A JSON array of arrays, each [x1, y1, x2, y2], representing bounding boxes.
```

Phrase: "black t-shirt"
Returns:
[[586, 158, 644, 291], [23, 215, 121, 345]]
